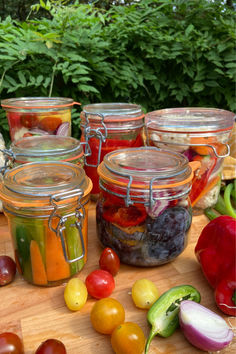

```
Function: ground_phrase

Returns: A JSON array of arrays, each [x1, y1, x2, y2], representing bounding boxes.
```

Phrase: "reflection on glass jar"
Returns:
[[96, 147, 200, 267], [0, 162, 92, 286], [145, 108, 235, 214], [80, 103, 145, 199], [1, 97, 80, 141]]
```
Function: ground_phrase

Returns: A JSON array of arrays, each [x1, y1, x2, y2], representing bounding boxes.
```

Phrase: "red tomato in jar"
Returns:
[[99, 248, 120, 276], [20, 113, 39, 129], [39, 117, 62, 132], [85, 269, 115, 299], [0, 332, 24, 354], [35, 339, 66, 354], [111, 322, 146, 354]]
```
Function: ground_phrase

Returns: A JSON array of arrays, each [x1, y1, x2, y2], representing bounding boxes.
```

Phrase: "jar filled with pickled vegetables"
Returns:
[[80, 103, 144, 199], [145, 108, 235, 214], [96, 147, 200, 267], [0, 161, 92, 286], [1, 97, 79, 141], [6, 135, 85, 167]]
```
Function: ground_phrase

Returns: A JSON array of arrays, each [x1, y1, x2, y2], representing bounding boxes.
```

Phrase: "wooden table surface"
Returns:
[[0, 202, 235, 354]]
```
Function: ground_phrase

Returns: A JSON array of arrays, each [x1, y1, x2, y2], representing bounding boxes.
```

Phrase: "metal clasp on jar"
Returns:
[[49, 189, 86, 264], [82, 112, 108, 167], [145, 136, 230, 158], [0, 148, 15, 175]]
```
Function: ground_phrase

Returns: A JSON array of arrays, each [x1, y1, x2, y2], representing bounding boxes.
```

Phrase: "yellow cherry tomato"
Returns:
[[131, 278, 159, 309], [90, 297, 125, 334], [64, 278, 88, 311], [111, 322, 145, 354]]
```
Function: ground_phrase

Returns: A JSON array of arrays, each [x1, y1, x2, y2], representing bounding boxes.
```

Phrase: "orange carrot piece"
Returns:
[[30, 240, 48, 285], [191, 175, 220, 207], [45, 219, 70, 282]]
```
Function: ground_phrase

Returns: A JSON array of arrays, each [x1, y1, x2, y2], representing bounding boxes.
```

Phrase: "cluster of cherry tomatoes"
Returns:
[[0, 248, 160, 353]]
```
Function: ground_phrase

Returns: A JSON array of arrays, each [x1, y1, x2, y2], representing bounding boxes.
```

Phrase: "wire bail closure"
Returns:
[[145, 131, 230, 158], [48, 189, 86, 264], [0, 148, 15, 175], [83, 112, 108, 167]]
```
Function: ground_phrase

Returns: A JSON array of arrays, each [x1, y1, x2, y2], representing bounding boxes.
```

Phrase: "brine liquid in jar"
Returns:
[[80, 103, 144, 199], [1, 97, 79, 141], [0, 161, 92, 286], [96, 147, 200, 266], [145, 108, 235, 214]]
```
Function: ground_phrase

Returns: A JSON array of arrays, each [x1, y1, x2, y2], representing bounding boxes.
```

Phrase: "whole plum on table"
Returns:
[[0, 255, 16, 286]]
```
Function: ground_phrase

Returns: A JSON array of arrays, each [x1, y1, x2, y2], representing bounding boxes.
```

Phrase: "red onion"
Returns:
[[29, 128, 50, 135], [56, 122, 70, 136], [179, 300, 234, 352]]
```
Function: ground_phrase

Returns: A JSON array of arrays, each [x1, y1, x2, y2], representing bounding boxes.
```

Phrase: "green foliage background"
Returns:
[[0, 0, 235, 145]]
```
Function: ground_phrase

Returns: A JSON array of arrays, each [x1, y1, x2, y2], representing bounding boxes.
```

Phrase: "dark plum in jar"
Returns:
[[96, 147, 200, 266]]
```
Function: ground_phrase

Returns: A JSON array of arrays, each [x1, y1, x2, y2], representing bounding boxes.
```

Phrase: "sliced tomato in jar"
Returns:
[[20, 113, 39, 129], [102, 202, 147, 227], [39, 116, 62, 132]]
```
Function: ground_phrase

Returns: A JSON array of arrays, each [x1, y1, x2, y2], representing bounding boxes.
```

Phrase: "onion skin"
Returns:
[[56, 122, 70, 136], [179, 300, 233, 352]]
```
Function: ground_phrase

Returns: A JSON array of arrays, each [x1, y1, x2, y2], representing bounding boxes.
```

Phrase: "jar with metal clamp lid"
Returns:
[[96, 147, 200, 267], [1, 135, 86, 169], [80, 103, 145, 199], [0, 161, 92, 286], [1, 97, 80, 141], [145, 108, 235, 214]]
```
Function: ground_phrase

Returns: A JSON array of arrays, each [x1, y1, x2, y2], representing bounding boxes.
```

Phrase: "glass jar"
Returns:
[[6, 135, 85, 167], [145, 108, 235, 214], [96, 147, 200, 267], [1, 97, 80, 141], [80, 103, 144, 199], [0, 161, 92, 286]]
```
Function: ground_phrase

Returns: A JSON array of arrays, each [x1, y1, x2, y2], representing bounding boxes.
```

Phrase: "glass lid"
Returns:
[[82, 103, 143, 121], [145, 108, 235, 133], [0, 161, 91, 207], [1, 97, 74, 109], [98, 147, 192, 188], [11, 136, 83, 158]]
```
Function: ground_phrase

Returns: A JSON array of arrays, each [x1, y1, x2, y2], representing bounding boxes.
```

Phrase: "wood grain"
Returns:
[[0, 202, 235, 354]]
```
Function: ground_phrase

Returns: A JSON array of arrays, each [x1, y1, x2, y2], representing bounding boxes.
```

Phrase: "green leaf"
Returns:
[[185, 24, 194, 36], [193, 82, 204, 92], [205, 81, 219, 87], [18, 71, 26, 86]]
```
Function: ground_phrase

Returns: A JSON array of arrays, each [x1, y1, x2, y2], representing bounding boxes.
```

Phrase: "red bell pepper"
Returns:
[[102, 202, 147, 228], [195, 215, 236, 316]]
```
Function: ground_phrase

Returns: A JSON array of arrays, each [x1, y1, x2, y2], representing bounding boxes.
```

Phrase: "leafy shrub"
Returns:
[[0, 0, 235, 145]]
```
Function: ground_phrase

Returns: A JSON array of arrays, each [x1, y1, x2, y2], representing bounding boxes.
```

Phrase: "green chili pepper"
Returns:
[[14, 223, 33, 283], [64, 216, 84, 275], [204, 207, 219, 220], [145, 284, 201, 353], [224, 183, 236, 218], [11, 217, 45, 283], [214, 194, 228, 216]]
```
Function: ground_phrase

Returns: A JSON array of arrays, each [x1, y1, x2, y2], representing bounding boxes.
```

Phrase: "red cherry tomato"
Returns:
[[20, 113, 39, 129], [35, 339, 66, 354], [0, 332, 24, 354], [85, 269, 115, 299], [99, 248, 120, 276]]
